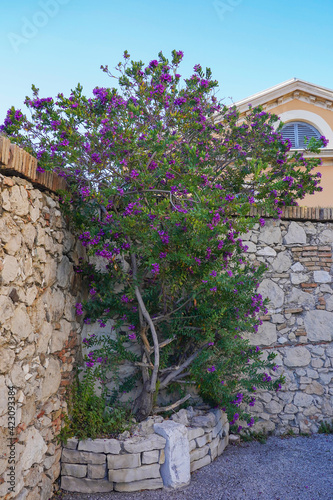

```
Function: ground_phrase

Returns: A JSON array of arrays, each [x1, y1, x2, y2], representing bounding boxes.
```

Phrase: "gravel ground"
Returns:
[[54, 434, 333, 500]]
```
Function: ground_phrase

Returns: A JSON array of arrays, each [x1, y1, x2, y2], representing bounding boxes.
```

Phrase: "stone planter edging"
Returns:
[[60, 407, 229, 493]]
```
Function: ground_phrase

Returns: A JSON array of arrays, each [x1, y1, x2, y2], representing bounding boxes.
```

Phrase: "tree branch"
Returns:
[[159, 343, 210, 389], [149, 336, 176, 354], [153, 394, 191, 414], [131, 252, 160, 394]]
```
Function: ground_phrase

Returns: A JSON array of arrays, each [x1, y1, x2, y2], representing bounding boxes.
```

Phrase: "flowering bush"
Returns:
[[1, 51, 325, 426]]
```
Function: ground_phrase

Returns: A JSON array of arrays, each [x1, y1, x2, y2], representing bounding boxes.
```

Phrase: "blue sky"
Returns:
[[1, 0, 332, 123]]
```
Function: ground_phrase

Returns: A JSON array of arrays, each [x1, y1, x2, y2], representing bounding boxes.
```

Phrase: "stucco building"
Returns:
[[235, 79, 333, 207]]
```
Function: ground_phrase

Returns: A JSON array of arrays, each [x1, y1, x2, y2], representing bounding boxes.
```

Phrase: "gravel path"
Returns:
[[54, 434, 333, 500]]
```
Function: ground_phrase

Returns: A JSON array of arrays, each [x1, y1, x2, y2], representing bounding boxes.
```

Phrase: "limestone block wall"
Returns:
[[244, 215, 333, 435], [0, 165, 83, 499], [60, 408, 229, 493]]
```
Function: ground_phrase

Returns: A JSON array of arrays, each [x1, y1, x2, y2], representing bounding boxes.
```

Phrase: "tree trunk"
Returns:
[[132, 382, 154, 422]]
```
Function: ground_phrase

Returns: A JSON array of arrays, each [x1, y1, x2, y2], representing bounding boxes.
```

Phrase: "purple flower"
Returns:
[[149, 60, 159, 68], [207, 366, 215, 372], [128, 333, 136, 340], [75, 303, 84, 315], [152, 263, 160, 275], [159, 252, 167, 259]]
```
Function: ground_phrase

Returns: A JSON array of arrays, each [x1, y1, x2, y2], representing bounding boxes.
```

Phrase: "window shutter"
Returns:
[[281, 122, 322, 149]]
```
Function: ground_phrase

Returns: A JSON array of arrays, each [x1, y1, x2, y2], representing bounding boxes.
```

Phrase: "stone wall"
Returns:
[[60, 407, 229, 493], [0, 152, 83, 499], [243, 216, 333, 435]]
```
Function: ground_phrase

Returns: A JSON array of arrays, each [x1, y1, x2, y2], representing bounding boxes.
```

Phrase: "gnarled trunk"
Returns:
[[132, 382, 154, 422]]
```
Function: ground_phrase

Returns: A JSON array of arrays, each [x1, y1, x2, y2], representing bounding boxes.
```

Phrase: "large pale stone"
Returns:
[[171, 408, 189, 426], [114, 478, 163, 492], [191, 413, 216, 428], [154, 420, 190, 489], [190, 445, 209, 462], [284, 221, 306, 245], [304, 310, 333, 342], [304, 381, 324, 395], [187, 427, 204, 440], [1, 255, 19, 284], [61, 464, 87, 478], [286, 288, 315, 308], [272, 252, 292, 273], [57, 256, 73, 288], [50, 319, 72, 353], [107, 453, 140, 470], [190, 454, 211, 472], [11, 306, 32, 340], [41, 358, 61, 399], [142, 450, 159, 465], [258, 279, 284, 309], [22, 223, 37, 249], [62, 449, 106, 465], [196, 433, 212, 447], [265, 400, 283, 414], [123, 435, 166, 454], [0, 295, 14, 323], [318, 229, 333, 244], [5, 233, 22, 255], [87, 464, 107, 479], [291, 273, 308, 285], [20, 428, 47, 470], [61, 476, 113, 493], [0, 348, 15, 374], [313, 271, 331, 283], [284, 347, 311, 367], [78, 438, 121, 454], [294, 392, 313, 407], [257, 247, 276, 257], [108, 464, 160, 483], [258, 223, 281, 245], [250, 322, 277, 346]]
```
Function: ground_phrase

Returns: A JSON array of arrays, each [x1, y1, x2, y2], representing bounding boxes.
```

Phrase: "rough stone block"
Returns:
[[159, 449, 165, 464], [123, 435, 166, 454], [107, 453, 140, 470], [211, 419, 223, 439], [114, 478, 164, 492], [61, 476, 113, 493], [196, 432, 212, 448], [190, 445, 209, 462], [191, 413, 216, 428], [142, 450, 159, 465], [78, 438, 121, 454], [284, 346, 311, 368], [87, 464, 107, 479], [218, 436, 229, 456], [108, 464, 160, 483], [189, 439, 197, 452], [63, 438, 78, 450], [154, 420, 190, 489], [61, 448, 106, 465], [187, 426, 204, 441], [61, 463, 87, 478], [190, 454, 211, 472]]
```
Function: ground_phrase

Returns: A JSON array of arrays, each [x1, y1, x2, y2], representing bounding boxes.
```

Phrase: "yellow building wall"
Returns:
[[265, 100, 333, 208]]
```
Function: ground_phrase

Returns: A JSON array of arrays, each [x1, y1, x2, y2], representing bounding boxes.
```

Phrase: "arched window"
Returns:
[[281, 121, 322, 149]]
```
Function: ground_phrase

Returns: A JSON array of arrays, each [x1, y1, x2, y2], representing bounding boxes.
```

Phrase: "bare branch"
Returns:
[[149, 336, 176, 354], [159, 343, 210, 389], [131, 252, 160, 394], [153, 394, 191, 414]]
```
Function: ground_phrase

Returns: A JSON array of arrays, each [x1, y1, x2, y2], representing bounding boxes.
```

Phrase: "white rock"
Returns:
[[294, 392, 313, 407], [291, 262, 304, 272], [318, 229, 333, 244], [114, 478, 163, 492], [154, 420, 190, 489], [11, 306, 32, 340], [291, 273, 308, 285], [249, 322, 277, 346], [259, 222, 281, 245], [123, 435, 166, 454], [41, 358, 61, 400], [286, 288, 315, 308], [284, 222, 306, 245], [314, 271, 331, 283], [108, 464, 160, 483], [61, 476, 113, 493], [258, 279, 285, 309], [284, 347, 311, 368], [257, 247, 276, 257], [20, 428, 47, 470], [190, 454, 211, 472], [1, 255, 19, 284], [0, 349, 15, 374], [107, 453, 140, 470], [142, 450, 159, 465], [78, 438, 121, 454], [272, 251, 292, 273], [61, 464, 87, 478], [304, 310, 333, 342]]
